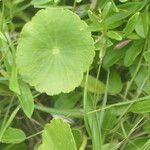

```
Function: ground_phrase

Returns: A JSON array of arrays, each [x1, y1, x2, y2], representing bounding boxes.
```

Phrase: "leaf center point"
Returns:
[[52, 48, 60, 55]]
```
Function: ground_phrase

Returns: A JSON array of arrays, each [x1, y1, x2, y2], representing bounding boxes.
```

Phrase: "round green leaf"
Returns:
[[16, 8, 95, 95], [38, 119, 77, 150]]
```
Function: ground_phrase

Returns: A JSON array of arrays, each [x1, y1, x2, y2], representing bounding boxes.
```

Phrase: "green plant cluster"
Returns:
[[0, 0, 150, 150]]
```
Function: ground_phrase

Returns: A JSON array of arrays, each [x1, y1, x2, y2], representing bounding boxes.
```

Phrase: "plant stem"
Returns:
[[88, 95, 150, 114], [35, 104, 83, 118]]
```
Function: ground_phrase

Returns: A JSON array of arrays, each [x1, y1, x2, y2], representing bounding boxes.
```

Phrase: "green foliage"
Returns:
[[16, 8, 95, 95], [38, 119, 77, 150], [0, 0, 150, 149], [1, 127, 26, 144]]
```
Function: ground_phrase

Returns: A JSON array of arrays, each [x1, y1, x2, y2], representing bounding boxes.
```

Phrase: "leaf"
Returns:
[[9, 64, 20, 94], [54, 92, 81, 109], [107, 31, 122, 41], [130, 66, 149, 93], [72, 129, 82, 149], [129, 99, 150, 113], [135, 12, 149, 38], [102, 2, 112, 19], [103, 45, 128, 69], [0, 143, 27, 150], [16, 8, 95, 95], [108, 70, 123, 94], [1, 127, 26, 144], [88, 10, 101, 25], [17, 80, 34, 118], [123, 12, 139, 36], [102, 109, 117, 133], [95, 37, 113, 51], [104, 0, 149, 29], [38, 119, 77, 150], [124, 40, 144, 66], [81, 75, 105, 94]]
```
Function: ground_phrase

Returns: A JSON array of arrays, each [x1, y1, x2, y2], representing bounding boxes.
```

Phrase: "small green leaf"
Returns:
[[95, 37, 113, 50], [108, 70, 123, 94], [54, 92, 81, 109], [107, 31, 122, 41], [81, 75, 105, 94], [103, 46, 127, 69], [9, 64, 20, 94], [38, 119, 77, 150], [1, 127, 26, 144], [17, 80, 34, 118], [135, 12, 149, 38], [88, 10, 102, 26], [102, 2, 112, 19], [124, 40, 144, 66], [102, 109, 117, 132], [72, 129, 82, 149], [123, 12, 139, 36]]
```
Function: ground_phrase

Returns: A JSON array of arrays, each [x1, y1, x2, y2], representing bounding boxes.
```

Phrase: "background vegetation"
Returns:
[[0, 0, 150, 150]]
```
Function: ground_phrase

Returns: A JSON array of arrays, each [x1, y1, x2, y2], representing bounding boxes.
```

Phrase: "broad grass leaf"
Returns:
[[17, 80, 34, 118], [84, 94, 101, 150], [38, 119, 77, 150], [124, 40, 144, 67], [1, 127, 26, 144], [16, 8, 95, 95]]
